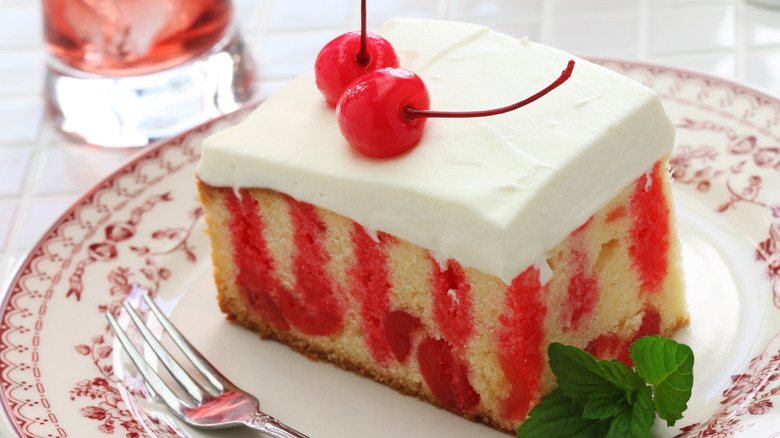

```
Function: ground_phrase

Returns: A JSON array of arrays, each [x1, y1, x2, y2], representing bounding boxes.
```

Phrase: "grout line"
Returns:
[[638, 0, 649, 60], [0, 254, 24, 299], [0, 144, 40, 253], [648, 46, 754, 61], [250, 25, 351, 38], [744, 43, 780, 54], [539, 0, 553, 45], [734, 0, 748, 82], [439, 0, 453, 20], [0, 201, 17, 254], [3, 123, 51, 255], [644, 0, 739, 12], [348, 0, 361, 28], [0, 46, 47, 57]]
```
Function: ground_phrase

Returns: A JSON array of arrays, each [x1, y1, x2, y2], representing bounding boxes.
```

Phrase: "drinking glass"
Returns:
[[42, 0, 256, 147]]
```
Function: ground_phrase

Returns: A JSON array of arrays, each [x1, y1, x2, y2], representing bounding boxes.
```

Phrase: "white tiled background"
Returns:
[[2, 0, 780, 295]]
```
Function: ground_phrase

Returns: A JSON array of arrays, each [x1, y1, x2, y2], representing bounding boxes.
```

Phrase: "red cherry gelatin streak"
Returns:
[[629, 161, 670, 293], [429, 257, 474, 350], [585, 305, 662, 366], [418, 337, 480, 412], [496, 266, 547, 420], [283, 196, 346, 335], [224, 189, 346, 336], [384, 310, 422, 363], [565, 249, 599, 330], [349, 223, 396, 365], [225, 188, 290, 330]]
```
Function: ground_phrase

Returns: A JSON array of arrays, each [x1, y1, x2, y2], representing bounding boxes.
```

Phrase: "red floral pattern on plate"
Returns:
[[596, 59, 780, 437], [1, 60, 780, 437], [0, 111, 247, 437]]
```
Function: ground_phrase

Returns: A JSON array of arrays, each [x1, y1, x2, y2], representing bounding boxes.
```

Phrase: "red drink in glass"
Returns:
[[42, 0, 255, 147], [43, 0, 233, 76]]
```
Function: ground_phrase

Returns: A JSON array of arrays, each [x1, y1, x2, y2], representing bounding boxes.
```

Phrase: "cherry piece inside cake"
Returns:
[[196, 17, 687, 433]]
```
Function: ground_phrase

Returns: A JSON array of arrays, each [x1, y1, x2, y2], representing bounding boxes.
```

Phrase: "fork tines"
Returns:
[[106, 288, 310, 437], [106, 288, 225, 413]]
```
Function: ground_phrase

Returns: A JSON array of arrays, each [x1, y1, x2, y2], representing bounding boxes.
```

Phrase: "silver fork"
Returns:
[[106, 289, 310, 438]]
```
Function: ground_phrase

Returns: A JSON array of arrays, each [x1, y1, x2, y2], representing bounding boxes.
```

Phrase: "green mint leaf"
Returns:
[[597, 359, 647, 397], [547, 343, 611, 402], [581, 361, 649, 426], [605, 409, 633, 438], [582, 387, 627, 420], [631, 386, 656, 436], [516, 388, 611, 438], [520, 337, 694, 438], [629, 336, 694, 426], [605, 386, 654, 438]]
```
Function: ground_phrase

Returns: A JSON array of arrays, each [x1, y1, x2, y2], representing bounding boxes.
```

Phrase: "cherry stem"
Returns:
[[404, 59, 576, 120], [356, 0, 370, 65]]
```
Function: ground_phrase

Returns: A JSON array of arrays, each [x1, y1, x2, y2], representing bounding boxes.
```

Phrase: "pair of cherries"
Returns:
[[314, 16, 575, 159], [314, 31, 415, 158]]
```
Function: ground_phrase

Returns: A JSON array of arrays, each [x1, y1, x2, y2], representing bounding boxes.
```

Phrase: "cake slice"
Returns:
[[196, 17, 687, 433]]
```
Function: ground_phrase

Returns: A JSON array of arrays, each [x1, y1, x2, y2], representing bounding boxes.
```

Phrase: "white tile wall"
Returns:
[[647, 4, 737, 54], [0, 96, 44, 143], [453, 0, 543, 17], [267, 0, 353, 30], [745, 4, 780, 45], [546, 12, 641, 57], [2, 0, 780, 294], [0, 3, 43, 48]]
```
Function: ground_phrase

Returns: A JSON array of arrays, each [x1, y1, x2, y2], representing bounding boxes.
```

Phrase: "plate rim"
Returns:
[[3, 59, 780, 437]]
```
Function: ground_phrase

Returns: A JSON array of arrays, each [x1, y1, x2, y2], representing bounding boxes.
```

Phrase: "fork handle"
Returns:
[[247, 412, 311, 438]]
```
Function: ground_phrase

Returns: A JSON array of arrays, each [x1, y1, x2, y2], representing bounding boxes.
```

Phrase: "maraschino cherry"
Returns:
[[337, 68, 430, 159], [337, 60, 576, 159], [314, 0, 399, 106]]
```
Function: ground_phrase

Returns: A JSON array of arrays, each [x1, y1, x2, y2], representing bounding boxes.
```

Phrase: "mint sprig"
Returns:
[[630, 336, 694, 425], [516, 336, 693, 438]]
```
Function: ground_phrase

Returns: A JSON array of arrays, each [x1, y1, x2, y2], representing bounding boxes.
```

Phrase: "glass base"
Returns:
[[44, 26, 256, 148]]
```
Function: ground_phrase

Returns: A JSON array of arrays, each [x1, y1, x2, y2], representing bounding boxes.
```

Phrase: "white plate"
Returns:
[[3, 59, 780, 437]]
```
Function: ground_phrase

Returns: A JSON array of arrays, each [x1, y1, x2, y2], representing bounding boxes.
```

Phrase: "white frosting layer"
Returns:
[[197, 17, 675, 284]]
